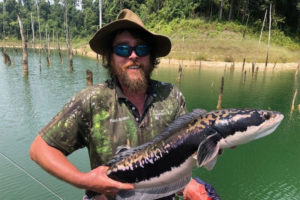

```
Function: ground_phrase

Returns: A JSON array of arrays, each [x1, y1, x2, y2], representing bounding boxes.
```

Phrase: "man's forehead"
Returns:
[[112, 30, 146, 45]]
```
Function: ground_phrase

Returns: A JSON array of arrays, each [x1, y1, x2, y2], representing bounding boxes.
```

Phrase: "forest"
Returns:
[[0, 0, 300, 43]]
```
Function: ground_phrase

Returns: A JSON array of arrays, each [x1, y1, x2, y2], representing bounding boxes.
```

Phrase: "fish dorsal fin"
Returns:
[[115, 145, 131, 154], [106, 109, 207, 166], [197, 132, 222, 168]]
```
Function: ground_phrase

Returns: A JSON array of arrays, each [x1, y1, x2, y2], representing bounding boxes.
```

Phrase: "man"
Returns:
[[30, 9, 187, 200]]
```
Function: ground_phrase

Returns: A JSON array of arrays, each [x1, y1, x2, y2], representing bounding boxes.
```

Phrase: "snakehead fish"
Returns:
[[106, 108, 284, 200]]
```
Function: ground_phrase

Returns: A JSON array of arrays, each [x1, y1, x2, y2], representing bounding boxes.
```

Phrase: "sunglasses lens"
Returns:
[[114, 45, 150, 57], [135, 45, 150, 57], [114, 45, 131, 57]]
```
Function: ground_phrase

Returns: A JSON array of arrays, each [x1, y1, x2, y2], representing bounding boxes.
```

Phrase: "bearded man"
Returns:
[[30, 9, 189, 200]]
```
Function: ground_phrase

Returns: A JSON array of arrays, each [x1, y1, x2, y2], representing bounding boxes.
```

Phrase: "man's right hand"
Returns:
[[84, 166, 134, 196], [30, 135, 133, 198]]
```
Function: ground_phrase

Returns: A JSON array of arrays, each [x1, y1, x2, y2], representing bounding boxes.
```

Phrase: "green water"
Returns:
[[0, 50, 299, 199]]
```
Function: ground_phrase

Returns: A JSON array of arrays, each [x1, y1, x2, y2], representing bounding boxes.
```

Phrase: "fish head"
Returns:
[[216, 109, 284, 149], [197, 109, 284, 169]]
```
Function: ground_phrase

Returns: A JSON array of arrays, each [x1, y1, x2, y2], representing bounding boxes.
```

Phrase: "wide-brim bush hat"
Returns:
[[89, 9, 171, 57]]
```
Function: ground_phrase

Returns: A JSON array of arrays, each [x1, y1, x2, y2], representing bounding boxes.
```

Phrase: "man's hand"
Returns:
[[84, 166, 134, 196], [30, 135, 133, 198], [183, 179, 212, 200], [183, 178, 220, 200]]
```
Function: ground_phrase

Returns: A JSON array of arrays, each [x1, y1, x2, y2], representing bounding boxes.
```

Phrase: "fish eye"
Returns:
[[264, 112, 271, 120]]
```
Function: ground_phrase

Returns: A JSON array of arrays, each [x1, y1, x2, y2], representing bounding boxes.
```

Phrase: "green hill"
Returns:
[[148, 18, 300, 63]]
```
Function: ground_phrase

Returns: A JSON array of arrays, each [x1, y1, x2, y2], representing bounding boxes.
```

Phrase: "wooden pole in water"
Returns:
[[251, 62, 255, 79], [265, 3, 272, 68], [64, 0, 73, 72], [216, 76, 224, 110], [30, 12, 35, 51], [2, 0, 11, 66], [243, 71, 247, 84], [290, 89, 298, 113], [36, 0, 42, 71], [2, 0, 5, 51], [230, 62, 235, 72], [52, 28, 55, 49], [255, 66, 259, 80], [17, 13, 28, 76], [86, 70, 93, 87], [177, 64, 183, 82], [242, 58, 246, 72], [45, 25, 50, 66], [2, 49, 11, 66], [272, 62, 277, 70], [295, 64, 299, 78], [57, 32, 63, 64]]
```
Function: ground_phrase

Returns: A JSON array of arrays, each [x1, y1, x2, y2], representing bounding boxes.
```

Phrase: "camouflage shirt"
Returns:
[[39, 79, 187, 169]]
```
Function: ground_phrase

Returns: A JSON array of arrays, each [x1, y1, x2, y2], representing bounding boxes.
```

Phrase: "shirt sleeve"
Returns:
[[39, 88, 91, 155]]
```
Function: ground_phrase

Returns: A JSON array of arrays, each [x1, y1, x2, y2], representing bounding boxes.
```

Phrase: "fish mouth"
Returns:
[[254, 113, 284, 140]]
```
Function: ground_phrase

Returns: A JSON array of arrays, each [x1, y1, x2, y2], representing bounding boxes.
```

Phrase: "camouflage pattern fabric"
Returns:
[[39, 79, 186, 169]]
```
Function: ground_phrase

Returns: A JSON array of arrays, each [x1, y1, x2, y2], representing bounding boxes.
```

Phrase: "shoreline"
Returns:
[[159, 58, 300, 70], [3, 45, 300, 70], [78, 47, 300, 70]]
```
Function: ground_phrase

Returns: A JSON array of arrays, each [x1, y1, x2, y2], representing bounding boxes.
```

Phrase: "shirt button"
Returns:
[[153, 93, 157, 97], [135, 117, 139, 122], [132, 107, 136, 110]]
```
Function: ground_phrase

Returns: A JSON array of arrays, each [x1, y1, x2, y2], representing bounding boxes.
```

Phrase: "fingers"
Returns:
[[102, 173, 134, 190], [109, 179, 134, 190], [88, 165, 134, 194], [99, 166, 134, 190]]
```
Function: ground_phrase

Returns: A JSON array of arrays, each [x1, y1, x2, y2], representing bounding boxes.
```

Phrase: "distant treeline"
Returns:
[[0, 0, 300, 41]]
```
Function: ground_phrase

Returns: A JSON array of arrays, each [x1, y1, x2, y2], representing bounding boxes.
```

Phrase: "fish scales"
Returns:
[[104, 108, 283, 200]]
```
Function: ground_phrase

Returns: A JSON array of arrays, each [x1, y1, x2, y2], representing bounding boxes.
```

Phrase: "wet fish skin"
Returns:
[[105, 108, 284, 200]]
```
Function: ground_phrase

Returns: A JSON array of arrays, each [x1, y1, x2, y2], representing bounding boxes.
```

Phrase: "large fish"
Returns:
[[106, 108, 284, 200]]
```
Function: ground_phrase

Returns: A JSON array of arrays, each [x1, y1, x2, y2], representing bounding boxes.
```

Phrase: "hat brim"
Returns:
[[89, 20, 171, 57]]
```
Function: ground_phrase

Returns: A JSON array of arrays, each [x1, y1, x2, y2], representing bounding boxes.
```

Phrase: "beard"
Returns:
[[119, 67, 149, 93], [111, 61, 153, 93]]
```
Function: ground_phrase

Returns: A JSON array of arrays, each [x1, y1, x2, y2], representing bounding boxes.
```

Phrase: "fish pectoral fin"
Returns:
[[204, 155, 218, 171], [197, 133, 222, 168]]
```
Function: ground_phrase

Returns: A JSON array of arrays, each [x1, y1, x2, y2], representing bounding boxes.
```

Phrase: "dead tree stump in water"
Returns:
[[17, 13, 28, 75], [216, 76, 224, 110], [177, 64, 183, 82], [290, 89, 298, 114], [2, 49, 11, 66], [251, 62, 255, 79], [243, 71, 247, 84], [86, 70, 93, 87], [56, 33, 63, 64], [242, 58, 246, 72]]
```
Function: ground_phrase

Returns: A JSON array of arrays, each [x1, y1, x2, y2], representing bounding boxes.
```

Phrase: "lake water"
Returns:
[[0, 50, 299, 200]]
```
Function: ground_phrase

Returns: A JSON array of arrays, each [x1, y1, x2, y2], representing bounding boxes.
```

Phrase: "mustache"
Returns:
[[124, 61, 142, 68]]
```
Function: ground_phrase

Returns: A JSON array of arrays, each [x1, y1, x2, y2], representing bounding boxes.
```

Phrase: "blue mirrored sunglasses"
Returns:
[[113, 45, 150, 57]]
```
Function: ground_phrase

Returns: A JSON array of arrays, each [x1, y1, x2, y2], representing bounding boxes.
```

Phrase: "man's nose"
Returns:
[[129, 50, 138, 60]]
